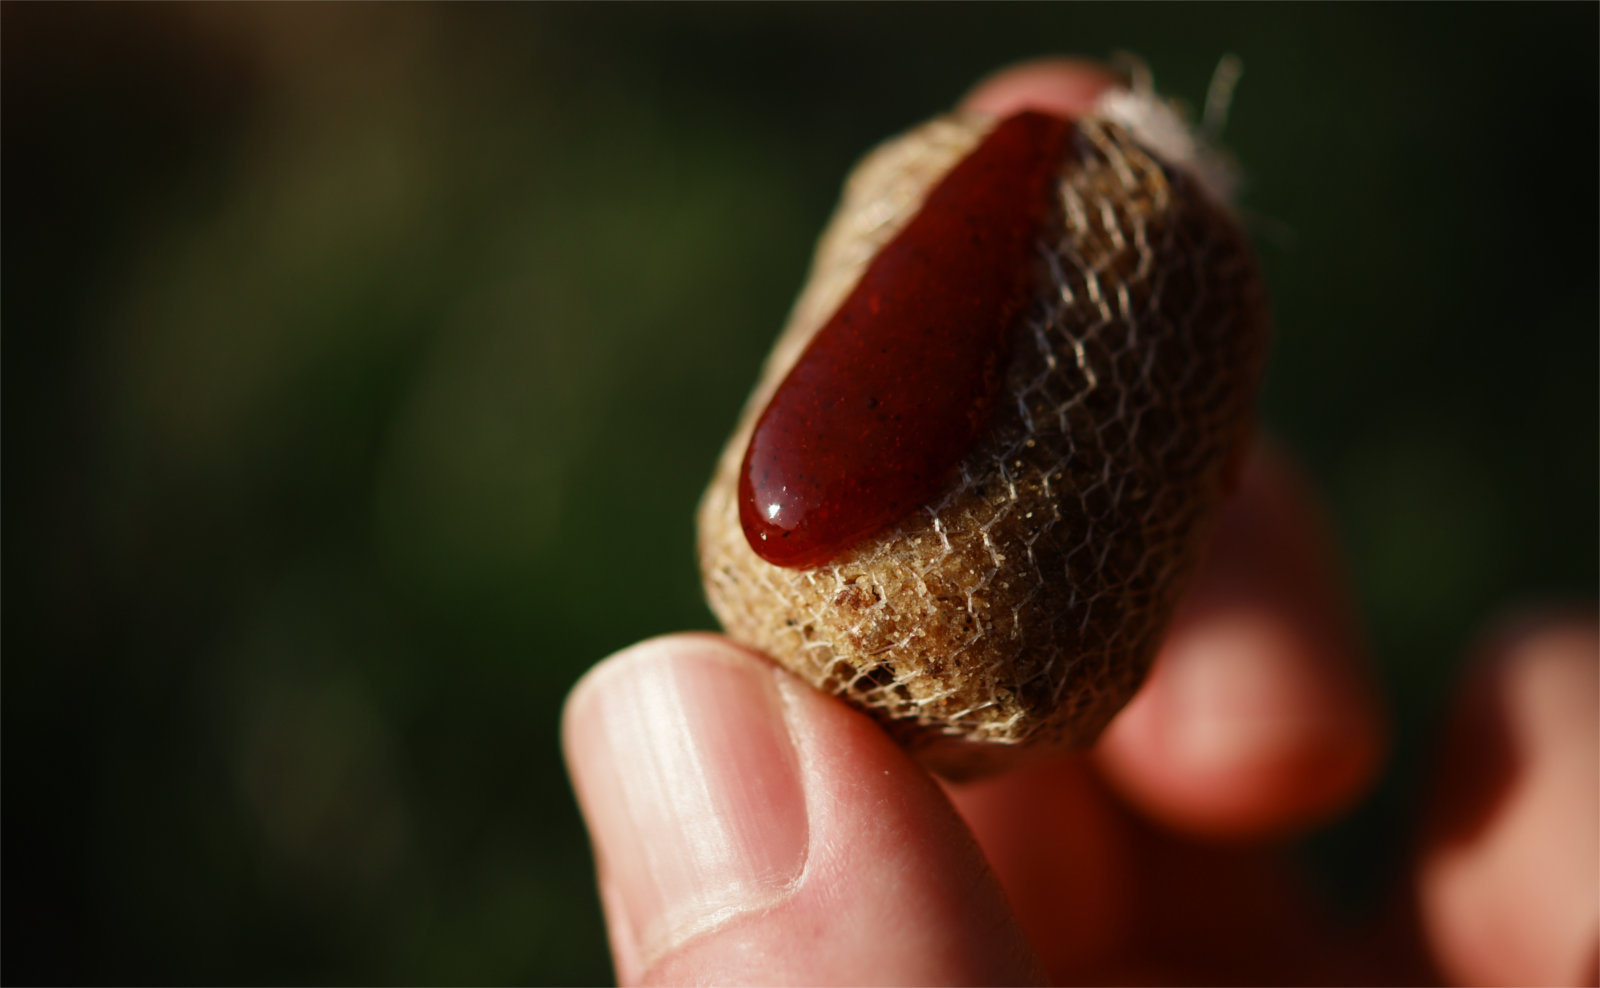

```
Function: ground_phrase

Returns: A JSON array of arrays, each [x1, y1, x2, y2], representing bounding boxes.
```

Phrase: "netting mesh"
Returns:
[[698, 109, 1267, 779]]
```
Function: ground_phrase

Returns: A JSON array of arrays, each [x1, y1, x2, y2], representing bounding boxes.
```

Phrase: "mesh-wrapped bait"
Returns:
[[698, 90, 1268, 779]]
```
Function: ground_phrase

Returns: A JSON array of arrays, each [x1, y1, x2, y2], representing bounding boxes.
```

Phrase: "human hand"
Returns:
[[562, 62, 1599, 986]]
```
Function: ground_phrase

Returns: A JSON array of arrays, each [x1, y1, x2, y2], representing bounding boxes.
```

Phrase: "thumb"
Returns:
[[563, 633, 1042, 986]]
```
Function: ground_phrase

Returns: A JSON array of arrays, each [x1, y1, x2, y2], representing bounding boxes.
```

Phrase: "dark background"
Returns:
[[4, 4, 1595, 984]]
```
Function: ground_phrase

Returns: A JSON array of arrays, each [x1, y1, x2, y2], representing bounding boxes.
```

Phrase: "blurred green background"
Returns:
[[4, 4, 1594, 984]]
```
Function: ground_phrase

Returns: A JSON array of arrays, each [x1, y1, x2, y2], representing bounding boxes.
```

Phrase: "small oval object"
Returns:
[[698, 82, 1269, 778], [739, 111, 1075, 568]]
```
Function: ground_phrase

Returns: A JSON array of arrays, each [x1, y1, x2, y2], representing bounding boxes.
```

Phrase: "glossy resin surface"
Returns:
[[739, 110, 1075, 567]]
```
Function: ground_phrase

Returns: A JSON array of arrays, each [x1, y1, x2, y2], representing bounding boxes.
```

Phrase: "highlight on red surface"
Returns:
[[739, 110, 1075, 568]]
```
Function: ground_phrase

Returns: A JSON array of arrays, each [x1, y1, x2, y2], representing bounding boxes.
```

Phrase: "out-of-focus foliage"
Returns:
[[4, 5, 1594, 984]]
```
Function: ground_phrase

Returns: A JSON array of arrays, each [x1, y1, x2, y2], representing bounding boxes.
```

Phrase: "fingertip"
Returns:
[[1416, 610, 1599, 987], [1094, 446, 1385, 838], [960, 56, 1121, 118], [1099, 613, 1383, 838], [565, 633, 1042, 985], [562, 633, 742, 749], [563, 634, 809, 976], [648, 665, 1043, 985]]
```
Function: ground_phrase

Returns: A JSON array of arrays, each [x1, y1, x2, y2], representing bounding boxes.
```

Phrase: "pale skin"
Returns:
[[563, 60, 1600, 986]]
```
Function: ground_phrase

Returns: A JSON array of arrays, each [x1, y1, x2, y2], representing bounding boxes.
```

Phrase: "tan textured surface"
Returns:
[[698, 109, 1268, 779]]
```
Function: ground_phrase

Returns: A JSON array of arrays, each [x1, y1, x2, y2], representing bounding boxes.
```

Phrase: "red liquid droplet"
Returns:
[[740, 110, 1075, 568]]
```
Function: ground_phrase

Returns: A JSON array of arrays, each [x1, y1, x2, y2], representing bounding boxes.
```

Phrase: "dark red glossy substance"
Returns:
[[740, 110, 1075, 568]]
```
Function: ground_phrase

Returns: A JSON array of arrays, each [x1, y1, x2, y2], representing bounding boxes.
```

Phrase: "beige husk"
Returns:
[[697, 105, 1268, 779]]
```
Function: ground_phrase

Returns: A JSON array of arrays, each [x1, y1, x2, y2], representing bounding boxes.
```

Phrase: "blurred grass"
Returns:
[[3, 4, 1595, 984]]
